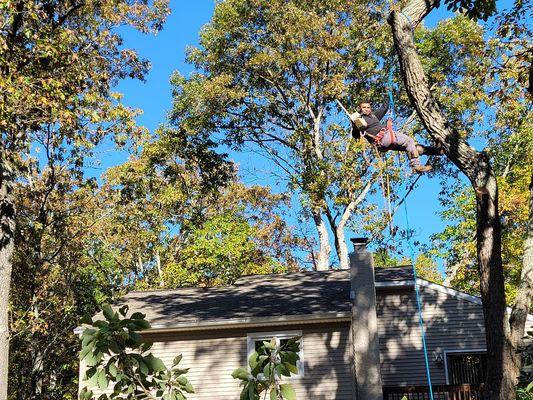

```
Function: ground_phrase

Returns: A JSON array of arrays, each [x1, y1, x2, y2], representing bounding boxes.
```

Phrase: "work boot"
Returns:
[[411, 164, 432, 174]]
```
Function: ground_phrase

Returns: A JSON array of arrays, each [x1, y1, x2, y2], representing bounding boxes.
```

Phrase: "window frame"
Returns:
[[443, 348, 487, 385], [246, 330, 305, 378]]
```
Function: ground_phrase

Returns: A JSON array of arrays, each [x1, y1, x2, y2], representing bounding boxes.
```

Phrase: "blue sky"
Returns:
[[99, 1, 502, 271]]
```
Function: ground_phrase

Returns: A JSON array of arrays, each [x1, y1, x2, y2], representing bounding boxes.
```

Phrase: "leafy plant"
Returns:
[[232, 336, 301, 400], [517, 331, 533, 399], [79, 304, 194, 399]]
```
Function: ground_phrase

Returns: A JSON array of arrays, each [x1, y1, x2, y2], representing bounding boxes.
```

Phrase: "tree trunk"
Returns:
[[30, 295, 43, 400], [155, 250, 164, 287], [509, 173, 533, 376], [0, 151, 15, 400], [311, 207, 331, 271], [334, 181, 372, 270], [387, 5, 514, 399]]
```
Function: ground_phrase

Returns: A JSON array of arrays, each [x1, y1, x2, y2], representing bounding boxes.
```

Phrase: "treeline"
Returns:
[[1, 0, 531, 399]]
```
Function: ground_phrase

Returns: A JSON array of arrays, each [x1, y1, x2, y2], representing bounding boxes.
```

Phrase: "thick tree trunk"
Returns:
[[336, 226, 350, 270], [334, 181, 372, 270], [0, 152, 15, 400], [323, 206, 349, 270], [387, 5, 514, 399], [311, 207, 331, 271], [509, 173, 533, 376]]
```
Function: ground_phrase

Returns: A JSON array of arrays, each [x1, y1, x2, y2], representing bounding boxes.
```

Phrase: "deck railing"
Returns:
[[383, 384, 486, 400]]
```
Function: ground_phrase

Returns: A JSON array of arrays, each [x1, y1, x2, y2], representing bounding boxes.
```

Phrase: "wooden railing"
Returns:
[[383, 384, 486, 400]]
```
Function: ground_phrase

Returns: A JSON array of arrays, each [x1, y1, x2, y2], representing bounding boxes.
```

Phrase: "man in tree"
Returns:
[[351, 100, 433, 173]]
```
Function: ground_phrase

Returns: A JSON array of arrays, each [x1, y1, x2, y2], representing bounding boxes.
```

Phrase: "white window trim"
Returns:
[[246, 330, 304, 378], [443, 348, 487, 384]]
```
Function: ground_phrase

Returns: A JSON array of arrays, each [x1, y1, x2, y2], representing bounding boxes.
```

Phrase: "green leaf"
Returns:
[[248, 352, 260, 370], [108, 363, 118, 378], [141, 341, 153, 352], [279, 384, 296, 400], [173, 354, 183, 366], [270, 388, 278, 400], [232, 367, 249, 380], [131, 319, 151, 330], [248, 382, 255, 399], [80, 315, 94, 325], [144, 354, 166, 372], [97, 370, 109, 390], [87, 369, 99, 387], [139, 360, 149, 376], [263, 363, 272, 379], [131, 311, 145, 319], [109, 341, 121, 354], [284, 362, 298, 374], [184, 382, 194, 393], [102, 304, 116, 321], [84, 351, 98, 367]]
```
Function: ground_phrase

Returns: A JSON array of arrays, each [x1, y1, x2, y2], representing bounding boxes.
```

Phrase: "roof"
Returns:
[[83, 266, 414, 333]]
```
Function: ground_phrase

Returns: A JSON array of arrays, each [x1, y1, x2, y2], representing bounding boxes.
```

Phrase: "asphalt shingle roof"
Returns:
[[114, 266, 414, 329]]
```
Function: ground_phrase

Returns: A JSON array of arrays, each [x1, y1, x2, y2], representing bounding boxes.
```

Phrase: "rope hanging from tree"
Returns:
[[338, 74, 436, 397]]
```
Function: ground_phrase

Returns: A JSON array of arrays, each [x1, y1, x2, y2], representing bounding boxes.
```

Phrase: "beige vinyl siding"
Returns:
[[145, 322, 354, 400], [377, 285, 486, 386]]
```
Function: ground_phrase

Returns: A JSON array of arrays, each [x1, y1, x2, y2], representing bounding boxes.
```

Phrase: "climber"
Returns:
[[350, 100, 437, 174]]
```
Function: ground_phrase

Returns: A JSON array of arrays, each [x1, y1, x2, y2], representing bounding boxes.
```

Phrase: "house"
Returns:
[[78, 239, 526, 399]]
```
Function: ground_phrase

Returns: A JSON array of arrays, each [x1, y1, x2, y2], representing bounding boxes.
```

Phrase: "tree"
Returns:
[[97, 140, 306, 289], [164, 0, 470, 271], [0, 0, 169, 397], [387, 0, 532, 398], [414, 254, 443, 283], [8, 162, 130, 399]]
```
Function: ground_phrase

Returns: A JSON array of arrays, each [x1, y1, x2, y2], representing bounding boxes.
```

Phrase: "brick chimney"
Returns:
[[349, 238, 383, 400]]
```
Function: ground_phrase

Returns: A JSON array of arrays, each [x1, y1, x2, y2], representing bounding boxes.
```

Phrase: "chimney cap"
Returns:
[[350, 237, 369, 246]]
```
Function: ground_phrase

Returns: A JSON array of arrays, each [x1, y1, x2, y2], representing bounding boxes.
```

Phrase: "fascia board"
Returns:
[[74, 312, 352, 335]]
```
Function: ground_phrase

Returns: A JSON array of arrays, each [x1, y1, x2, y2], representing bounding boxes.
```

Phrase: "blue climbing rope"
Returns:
[[403, 188, 435, 400], [388, 69, 395, 119], [390, 66, 435, 399]]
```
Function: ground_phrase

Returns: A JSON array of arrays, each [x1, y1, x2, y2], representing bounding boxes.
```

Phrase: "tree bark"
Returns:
[[387, 5, 514, 399], [311, 207, 331, 271], [509, 173, 533, 376], [0, 151, 15, 400], [335, 181, 372, 270], [155, 250, 164, 287]]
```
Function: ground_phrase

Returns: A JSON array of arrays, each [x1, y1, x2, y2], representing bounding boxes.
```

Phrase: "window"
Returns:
[[445, 350, 487, 384], [246, 331, 304, 378]]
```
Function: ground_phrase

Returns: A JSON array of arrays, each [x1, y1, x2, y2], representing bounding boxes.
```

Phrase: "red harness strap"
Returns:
[[373, 119, 396, 146], [386, 118, 395, 145]]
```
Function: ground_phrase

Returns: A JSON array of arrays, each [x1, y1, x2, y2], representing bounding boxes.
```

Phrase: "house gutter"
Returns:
[[73, 311, 352, 335]]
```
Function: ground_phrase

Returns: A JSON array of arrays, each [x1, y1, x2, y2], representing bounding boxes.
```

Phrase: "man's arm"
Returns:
[[373, 99, 390, 120]]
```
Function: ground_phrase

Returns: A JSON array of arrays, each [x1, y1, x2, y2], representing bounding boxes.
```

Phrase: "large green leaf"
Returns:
[[144, 354, 166, 372], [97, 370, 109, 390], [102, 304, 117, 321], [183, 382, 194, 393], [232, 367, 250, 380], [279, 384, 296, 400]]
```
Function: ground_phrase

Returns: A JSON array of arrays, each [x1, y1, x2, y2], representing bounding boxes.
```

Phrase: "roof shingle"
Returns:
[[114, 267, 413, 329]]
